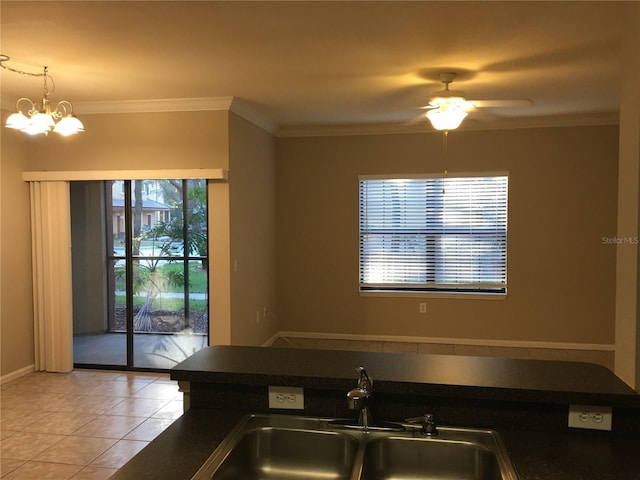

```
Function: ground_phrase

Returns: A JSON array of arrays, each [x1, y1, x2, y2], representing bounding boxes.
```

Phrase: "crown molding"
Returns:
[[1, 95, 236, 114], [228, 97, 278, 134], [73, 96, 235, 114], [1, 93, 618, 138], [276, 111, 620, 137], [1, 94, 279, 133]]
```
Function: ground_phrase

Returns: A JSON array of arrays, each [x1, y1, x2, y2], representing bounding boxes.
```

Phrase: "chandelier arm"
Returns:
[[15, 98, 37, 115], [52, 100, 74, 119]]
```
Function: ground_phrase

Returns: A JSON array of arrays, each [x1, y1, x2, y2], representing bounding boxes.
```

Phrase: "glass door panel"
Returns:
[[72, 179, 209, 370], [129, 179, 209, 368], [72, 181, 127, 367]]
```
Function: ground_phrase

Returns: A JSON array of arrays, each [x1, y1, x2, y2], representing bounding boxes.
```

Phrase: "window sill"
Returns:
[[359, 290, 507, 300]]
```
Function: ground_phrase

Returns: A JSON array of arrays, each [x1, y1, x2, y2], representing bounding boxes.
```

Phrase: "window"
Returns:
[[359, 174, 508, 295]]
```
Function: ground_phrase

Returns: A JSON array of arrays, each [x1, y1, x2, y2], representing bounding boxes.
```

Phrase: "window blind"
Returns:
[[359, 175, 508, 294]]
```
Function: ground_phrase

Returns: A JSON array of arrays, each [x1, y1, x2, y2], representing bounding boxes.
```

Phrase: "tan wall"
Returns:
[[615, 1, 640, 387], [228, 113, 277, 346], [26, 110, 229, 170], [1, 118, 35, 377], [276, 125, 619, 346]]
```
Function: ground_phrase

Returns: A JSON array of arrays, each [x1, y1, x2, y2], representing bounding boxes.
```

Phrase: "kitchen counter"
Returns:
[[170, 345, 639, 407], [112, 407, 640, 480], [112, 346, 640, 480]]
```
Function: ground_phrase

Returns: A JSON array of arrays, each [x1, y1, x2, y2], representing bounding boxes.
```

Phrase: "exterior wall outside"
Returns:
[[275, 125, 619, 346], [228, 112, 277, 346]]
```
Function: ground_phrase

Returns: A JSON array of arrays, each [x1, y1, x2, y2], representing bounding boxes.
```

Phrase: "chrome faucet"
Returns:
[[406, 412, 439, 436], [347, 366, 373, 429]]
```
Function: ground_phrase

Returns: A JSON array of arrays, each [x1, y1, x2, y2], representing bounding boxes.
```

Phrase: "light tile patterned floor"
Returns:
[[0, 370, 182, 479]]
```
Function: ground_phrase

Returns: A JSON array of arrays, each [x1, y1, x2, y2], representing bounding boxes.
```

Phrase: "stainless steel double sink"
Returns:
[[191, 413, 519, 480]]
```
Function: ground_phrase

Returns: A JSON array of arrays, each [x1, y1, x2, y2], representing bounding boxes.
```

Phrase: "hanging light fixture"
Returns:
[[425, 72, 475, 131], [1, 55, 84, 136], [425, 97, 474, 131]]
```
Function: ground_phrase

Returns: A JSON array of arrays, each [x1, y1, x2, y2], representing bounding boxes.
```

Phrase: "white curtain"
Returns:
[[30, 181, 73, 372]]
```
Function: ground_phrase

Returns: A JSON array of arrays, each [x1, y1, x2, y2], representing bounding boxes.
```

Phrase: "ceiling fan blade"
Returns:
[[469, 108, 501, 121], [471, 99, 533, 108], [405, 112, 427, 125]]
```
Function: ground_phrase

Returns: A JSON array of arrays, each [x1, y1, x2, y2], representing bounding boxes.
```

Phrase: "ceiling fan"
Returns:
[[421, 72, 533, 131]]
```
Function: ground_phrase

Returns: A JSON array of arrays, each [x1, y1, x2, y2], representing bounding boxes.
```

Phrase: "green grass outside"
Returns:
[[115, 261, 207, 293], [115, 295, 207, 311]]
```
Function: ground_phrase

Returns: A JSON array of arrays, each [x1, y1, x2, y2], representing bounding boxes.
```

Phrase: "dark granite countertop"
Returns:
[[171, 345, 640, 407], [112, 408, 640, 480], [112, 346, 640, 479]]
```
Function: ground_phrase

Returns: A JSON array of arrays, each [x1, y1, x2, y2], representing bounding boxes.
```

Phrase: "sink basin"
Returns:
[[209, 427, 358, 480], [191, 414, 518, 480], [360, 436, 502, 480], [193, 415, 359, 480]]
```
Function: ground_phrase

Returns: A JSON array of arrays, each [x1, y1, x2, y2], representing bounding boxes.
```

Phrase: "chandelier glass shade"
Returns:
[[2, 58, 84, 136]]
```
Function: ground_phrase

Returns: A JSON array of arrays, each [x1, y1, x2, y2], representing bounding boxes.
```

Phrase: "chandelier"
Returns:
[[1, 55, 84, 136]]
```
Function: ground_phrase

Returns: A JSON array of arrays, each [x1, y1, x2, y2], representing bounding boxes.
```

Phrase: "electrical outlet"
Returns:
[[568, 405, 612, 431], [268, 386, 304, 410], [419, 302, 427, 314]]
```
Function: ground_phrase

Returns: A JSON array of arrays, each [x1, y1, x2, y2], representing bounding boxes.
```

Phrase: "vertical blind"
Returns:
[[359, 174, 508, 294], [30, 181, 74, 372]]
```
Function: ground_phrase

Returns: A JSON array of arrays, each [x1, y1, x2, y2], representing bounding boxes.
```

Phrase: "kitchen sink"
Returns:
[[191, 414, 518, 480], [206, 427, 358, 480], [359, 436, 503, 480]]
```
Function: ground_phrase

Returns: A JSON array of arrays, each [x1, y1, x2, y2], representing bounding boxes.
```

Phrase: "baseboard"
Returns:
[[1, 364, 34, 385], [262, 332, 281, 347], [269, 331, 615, 352]]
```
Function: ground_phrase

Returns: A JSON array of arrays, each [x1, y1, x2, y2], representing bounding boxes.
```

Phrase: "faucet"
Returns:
[[406, 412, 439, 436], [347, 366, 373, 429]]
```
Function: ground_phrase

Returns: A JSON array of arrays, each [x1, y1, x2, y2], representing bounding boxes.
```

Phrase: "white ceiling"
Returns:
[[0, 1, 629, 135]]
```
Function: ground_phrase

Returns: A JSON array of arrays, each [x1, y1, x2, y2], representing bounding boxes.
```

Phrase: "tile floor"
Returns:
[[0, 370, 183, 479]]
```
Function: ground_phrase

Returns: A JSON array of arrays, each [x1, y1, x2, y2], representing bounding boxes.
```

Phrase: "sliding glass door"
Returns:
[[72, 179, 209, 370]]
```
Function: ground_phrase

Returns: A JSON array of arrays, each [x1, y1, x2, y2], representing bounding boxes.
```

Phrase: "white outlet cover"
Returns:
[[268, 386, 304, 410], [568, 404, 612, 431]]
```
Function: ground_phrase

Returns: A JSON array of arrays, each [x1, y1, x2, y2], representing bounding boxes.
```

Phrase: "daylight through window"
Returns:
[[359, 174, 508, 295]]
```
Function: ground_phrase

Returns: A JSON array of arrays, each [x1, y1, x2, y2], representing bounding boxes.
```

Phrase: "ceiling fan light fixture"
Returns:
[[426, 107, 468, 131], [423, 72, 477, 131], [425, 97, 474, 131]]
